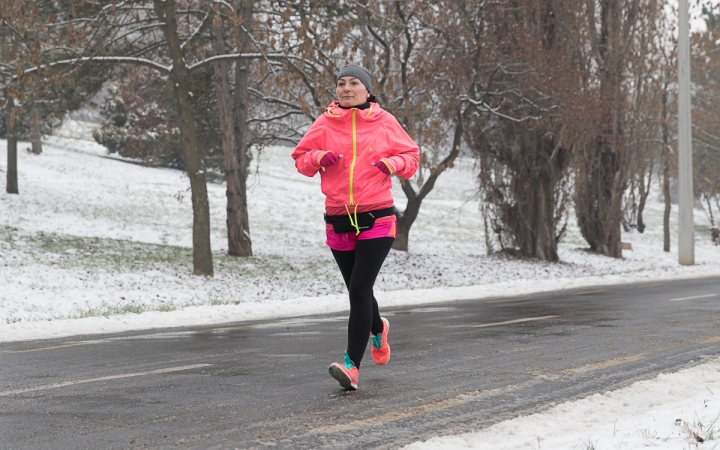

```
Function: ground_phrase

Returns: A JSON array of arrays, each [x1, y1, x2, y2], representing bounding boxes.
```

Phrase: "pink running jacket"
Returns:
[[292, 102, 419, 211]]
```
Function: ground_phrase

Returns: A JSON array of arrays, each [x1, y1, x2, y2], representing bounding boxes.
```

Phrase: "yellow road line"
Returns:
[[310, 379, 542, 435], [698, 335, 720, 344], [565, 355, 645, 375]]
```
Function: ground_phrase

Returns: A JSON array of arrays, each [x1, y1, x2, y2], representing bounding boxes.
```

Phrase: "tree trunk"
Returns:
[[500, 128, 565, 262], [229, 0, 254, 257], [6, 103, 18, 194], [154, 0, 214, 276], [661, 86, 671, 252], [392, 109, 467, 251], [636, 169, 651, 233], [30, 104, 42, 155], [636, 201, 645, 233], [705, 195, 714, 227], [663, 166, 671, 252], [210, 20, 249, 257], [517, 172, 559, 262], [576, 138, 624, 258], [393, 187, 420, 252], [392, 156, 454, 253], [575, 0, 637, 259]]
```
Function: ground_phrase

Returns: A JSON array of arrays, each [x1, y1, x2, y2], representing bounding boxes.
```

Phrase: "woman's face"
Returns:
[[336, 76, 370, 107]]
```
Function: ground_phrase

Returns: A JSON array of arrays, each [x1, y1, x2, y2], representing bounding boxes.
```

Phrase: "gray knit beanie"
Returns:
[[336, 63, 372, 93]]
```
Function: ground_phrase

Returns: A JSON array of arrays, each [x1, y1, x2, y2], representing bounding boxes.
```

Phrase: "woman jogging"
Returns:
[[291, 63, 419, 390]]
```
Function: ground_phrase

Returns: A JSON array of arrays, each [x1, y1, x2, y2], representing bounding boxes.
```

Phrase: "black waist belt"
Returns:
[[324, 207, 395, 234]]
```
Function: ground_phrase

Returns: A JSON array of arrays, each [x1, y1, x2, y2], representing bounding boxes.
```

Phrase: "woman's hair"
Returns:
[[368, 94, 377, 103]]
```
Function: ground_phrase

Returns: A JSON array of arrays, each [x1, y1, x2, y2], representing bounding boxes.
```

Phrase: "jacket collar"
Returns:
[[325, 101, 380, 120]]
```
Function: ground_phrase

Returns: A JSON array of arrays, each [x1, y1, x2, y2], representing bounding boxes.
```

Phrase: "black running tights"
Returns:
[[331, 237, 394, 368]]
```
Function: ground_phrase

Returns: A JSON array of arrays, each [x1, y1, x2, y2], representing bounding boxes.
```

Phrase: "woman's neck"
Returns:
[[338, 101, 371, 110]]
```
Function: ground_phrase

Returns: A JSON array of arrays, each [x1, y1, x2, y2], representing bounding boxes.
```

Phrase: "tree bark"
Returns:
[[229, 0, 254, 257], [6, 102, 18, 194], [636, 168, 652, 233], [661, 86, 671, 252], [576, 137, 624, 258], [393, 186, 419, 252], [154, 0, 214, 276], [210, 18, 249, 257], [495, 127, 565, 262], [532, 181, 558, 261], [518, 169, 559, 262], [575, 0, 634, 258], [30, 103, 42, 155], [663, 164, 671, 252]]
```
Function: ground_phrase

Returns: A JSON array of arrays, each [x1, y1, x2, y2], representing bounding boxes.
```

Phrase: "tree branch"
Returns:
[[246, 110, 305, 123], [187, 52, 277, 72], [22, 56, 171, 76], [181, 8, 214, 49], [247, 88, 302, 109]]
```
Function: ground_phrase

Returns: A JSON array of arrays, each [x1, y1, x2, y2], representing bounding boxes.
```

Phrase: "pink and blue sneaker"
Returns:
[[328, 351, 359, 390], [371, 317, 391, 365]]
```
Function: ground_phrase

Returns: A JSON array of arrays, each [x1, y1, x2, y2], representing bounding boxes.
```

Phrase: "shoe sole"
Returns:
[[328, 364, 357, 390]]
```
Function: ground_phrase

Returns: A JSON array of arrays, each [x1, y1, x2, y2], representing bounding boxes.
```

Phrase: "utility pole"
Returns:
[[678, 0, 694, 265]]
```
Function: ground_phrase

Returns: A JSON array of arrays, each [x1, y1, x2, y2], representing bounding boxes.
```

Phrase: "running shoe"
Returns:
[[328, 351, 359, 390], [371, 317, 391, 365]]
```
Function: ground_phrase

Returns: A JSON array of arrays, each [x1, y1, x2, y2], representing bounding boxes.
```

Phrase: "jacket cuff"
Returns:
[[314, 150, 330, 167], [380, 159, 394, 174]]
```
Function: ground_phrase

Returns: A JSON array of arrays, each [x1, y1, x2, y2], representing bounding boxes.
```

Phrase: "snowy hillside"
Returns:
[[2, 120, 720, 450], [0, 119, 719, 341]]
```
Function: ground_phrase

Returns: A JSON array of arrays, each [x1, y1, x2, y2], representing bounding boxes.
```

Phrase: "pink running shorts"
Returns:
[[325, 215, 397, 251]]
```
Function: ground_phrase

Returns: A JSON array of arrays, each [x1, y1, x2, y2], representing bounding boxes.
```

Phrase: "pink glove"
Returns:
[[320, 152, 339, 168], [374, 160, 391, 175]]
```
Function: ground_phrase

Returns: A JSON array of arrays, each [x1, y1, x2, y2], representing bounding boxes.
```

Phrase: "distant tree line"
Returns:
[[2, 0, 719, 276]]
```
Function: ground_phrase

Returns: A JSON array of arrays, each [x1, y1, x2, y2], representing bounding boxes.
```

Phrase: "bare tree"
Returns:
[[692, 6, 720, 234], [621, 6, 665, 235], [458, 0, 587, 261], [29, 0, 292, 274], [148, 0, 215, 275], [357, 1, 472, 251], [229, 0, 255, 257], [1, 0, 101, 193], [3, 90, 18, 194], [658, 32, 678, 253], [272, 1, 474, 251], [574, 0, 661, 257]]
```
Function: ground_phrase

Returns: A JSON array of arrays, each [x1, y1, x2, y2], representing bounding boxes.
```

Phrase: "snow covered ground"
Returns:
[[404, 359, 720, 450], [1, 119, 720, 449]]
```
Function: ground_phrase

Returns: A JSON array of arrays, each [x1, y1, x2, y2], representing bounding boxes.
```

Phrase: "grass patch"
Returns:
[[215, 252, 336, 280], [572, 438, 598, 450], [1, 226, 193, 272], [682, 414, 720, 444], [2, 225, 335, 278], [69, 299, 190, 319]]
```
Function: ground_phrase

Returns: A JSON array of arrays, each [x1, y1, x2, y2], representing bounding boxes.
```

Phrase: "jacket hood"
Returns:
[[324, 101, 387, 122]]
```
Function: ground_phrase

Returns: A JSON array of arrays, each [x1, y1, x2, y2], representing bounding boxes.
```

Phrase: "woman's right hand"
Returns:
[[320, 151, 340, 168]]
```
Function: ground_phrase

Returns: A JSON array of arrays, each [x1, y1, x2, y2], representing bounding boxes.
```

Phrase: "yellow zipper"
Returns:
[[349, 108, 357, 205]]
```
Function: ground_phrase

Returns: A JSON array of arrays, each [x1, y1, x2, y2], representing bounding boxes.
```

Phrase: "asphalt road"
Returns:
[[2, 276, 720, 450]]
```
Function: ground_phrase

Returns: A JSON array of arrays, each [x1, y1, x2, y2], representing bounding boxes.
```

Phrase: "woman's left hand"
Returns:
[[373, 160, 392, 175]]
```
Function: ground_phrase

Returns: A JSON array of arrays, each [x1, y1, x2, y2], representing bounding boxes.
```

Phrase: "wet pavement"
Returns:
[[2, 276, 720, 449]]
